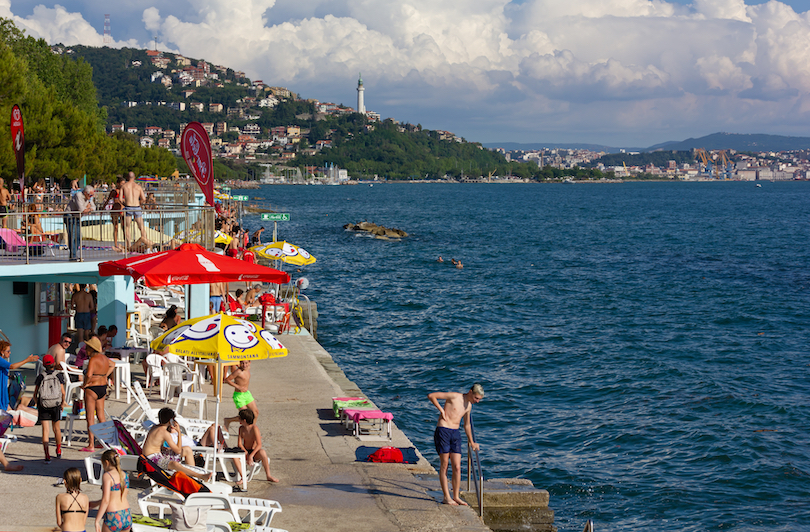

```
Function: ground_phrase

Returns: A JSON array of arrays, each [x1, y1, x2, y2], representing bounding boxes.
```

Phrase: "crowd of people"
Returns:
[[0, 316, 281, 531]]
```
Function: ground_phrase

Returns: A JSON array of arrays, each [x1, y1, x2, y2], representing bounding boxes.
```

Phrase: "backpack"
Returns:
[[39, 370, 62, 408]]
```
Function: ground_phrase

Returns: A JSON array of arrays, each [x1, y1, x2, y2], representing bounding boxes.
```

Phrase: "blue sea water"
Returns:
[[240, 181, 810, 532]]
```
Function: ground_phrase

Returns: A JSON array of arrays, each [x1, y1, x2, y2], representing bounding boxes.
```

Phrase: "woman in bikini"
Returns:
[[81, 337, 112, 452], [92, 450, 131, 532], [56, 467, 89, 532], [102, 177, 125, 252]]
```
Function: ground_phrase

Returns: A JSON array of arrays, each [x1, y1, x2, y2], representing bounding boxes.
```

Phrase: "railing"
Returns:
[[466, 413, 484, 518], [297, 293, 314, 334], [0, 204, 216, 264]]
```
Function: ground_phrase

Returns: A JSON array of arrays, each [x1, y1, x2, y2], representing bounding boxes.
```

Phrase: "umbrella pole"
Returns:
[[213, 394, 220, 483]]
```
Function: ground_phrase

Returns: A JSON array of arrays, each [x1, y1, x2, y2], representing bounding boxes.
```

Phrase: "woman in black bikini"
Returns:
[[81, 337, 112, 452], [56, 467, 89, 532]]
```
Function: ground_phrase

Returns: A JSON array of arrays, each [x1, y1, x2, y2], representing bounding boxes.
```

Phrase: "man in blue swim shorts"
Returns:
[[121, 171, 152, 251], [428, 383, 484, 506]]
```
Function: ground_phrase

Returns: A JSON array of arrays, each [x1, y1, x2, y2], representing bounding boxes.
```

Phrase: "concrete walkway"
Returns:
[[0, 332, 491, 532]]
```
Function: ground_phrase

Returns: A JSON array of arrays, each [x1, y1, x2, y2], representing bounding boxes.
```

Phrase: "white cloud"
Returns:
[[3, 0, 810, 145]]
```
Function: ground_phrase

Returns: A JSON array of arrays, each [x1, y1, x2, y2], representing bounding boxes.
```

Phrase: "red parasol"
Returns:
[[98, 243, 290, 287]]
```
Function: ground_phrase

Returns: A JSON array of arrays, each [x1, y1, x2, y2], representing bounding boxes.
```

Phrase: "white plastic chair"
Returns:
[[145, 354, 168, 397], [60, 361, 84, 406], [127, 324, 152, 350], [163, 362, 195, 403]]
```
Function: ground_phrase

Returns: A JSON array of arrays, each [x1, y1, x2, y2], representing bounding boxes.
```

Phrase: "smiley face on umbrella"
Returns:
[[223, 323, 260, 352]]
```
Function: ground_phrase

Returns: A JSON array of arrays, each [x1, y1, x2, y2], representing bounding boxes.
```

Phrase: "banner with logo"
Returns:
[[10, 104, 24, 192], [180, 122, 214, 207]]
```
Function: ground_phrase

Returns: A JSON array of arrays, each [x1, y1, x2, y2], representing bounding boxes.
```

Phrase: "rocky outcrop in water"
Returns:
[[344, 221, 409, 239]]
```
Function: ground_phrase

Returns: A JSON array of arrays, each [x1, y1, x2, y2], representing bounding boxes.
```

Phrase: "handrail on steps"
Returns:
[[466, 413, 484, 518]]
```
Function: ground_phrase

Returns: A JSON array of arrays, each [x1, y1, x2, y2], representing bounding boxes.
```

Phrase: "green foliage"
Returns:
[[0, 19, 178, 182], [296, 118, 559, 180]]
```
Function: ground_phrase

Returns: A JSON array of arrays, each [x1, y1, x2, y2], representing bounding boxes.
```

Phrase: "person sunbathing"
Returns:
[[141, 407, 211, 482]]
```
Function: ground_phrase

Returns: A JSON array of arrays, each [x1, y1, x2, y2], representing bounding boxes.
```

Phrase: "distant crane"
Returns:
[[694, 148, 711, 176], [717, 150, 734, 179]]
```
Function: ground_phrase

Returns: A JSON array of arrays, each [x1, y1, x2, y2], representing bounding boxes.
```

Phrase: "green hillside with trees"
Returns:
[[0, 19, 175, 182]]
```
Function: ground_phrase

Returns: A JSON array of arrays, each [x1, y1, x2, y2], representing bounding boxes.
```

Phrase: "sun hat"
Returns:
[[85, 337, 103, 353]]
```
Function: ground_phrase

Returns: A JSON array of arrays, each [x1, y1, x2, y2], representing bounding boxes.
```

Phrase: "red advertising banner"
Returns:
[[180, 122, 214, 207], [10, 104, 24, 188]]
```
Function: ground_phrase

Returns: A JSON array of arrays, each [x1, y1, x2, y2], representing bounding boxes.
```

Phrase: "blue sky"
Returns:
[[2, 0, 810, 148]]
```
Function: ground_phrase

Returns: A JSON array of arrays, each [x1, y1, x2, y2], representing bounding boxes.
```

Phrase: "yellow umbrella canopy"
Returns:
[[151, 312, 287, 362], [250, 241, 316, 266], [214, 230, 232, 245]]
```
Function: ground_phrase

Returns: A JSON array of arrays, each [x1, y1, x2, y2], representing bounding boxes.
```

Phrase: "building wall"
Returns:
[[0, 281, 50, 362]]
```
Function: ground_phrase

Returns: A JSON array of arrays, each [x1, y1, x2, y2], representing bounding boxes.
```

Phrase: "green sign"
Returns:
[[232, 195, 249, 201], [221, 186, 231, 191], [261, 213, 291, 221]]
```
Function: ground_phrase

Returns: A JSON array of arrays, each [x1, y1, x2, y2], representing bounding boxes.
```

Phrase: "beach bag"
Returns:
[[7, 372, 25, 408], [39, 371, 62, 408], [168, 501, 209, 532], [0, 409, 11, 437], [366, 446, 404, 463]]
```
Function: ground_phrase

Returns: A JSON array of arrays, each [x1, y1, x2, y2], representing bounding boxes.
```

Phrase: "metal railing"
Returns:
[[466, 414, 484, 518]]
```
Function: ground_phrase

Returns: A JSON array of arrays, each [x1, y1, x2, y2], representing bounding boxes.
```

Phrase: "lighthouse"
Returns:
[[356, 73, 365, 115]]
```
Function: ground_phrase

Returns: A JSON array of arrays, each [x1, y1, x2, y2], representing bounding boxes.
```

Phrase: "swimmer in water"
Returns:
[[456, 261, 463, 269], [437, 256, 444, 263]]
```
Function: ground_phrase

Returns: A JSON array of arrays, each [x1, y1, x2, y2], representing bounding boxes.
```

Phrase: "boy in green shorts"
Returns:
[[224, 360, 258, 431]]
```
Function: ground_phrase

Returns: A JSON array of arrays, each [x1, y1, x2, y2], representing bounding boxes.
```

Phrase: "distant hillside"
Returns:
[[648, 133, 810, 152], [483, 141, 628, 153]]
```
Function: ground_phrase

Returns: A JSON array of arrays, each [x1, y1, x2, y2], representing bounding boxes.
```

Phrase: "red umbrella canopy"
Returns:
[[98, 243, 290, 287]]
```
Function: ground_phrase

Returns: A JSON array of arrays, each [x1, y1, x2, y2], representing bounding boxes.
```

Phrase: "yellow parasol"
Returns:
[[249, 241, 316, 266], [214, 230, 232, 246]]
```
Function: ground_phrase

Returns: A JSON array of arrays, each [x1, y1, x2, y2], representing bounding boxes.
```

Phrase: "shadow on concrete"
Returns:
[[319, 422, 351, 437], [317, 408, 337, 420], [294, 482, 431, 501]]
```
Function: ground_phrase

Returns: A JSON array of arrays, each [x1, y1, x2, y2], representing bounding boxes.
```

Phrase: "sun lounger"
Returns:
[[343, 409, 394, 441], [332, 397, 372, 418]]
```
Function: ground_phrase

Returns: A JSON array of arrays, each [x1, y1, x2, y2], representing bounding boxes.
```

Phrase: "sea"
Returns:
[[237, 181, 810, 532]]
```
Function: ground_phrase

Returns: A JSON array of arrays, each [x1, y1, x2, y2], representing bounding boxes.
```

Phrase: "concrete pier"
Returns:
[[0, 331, 494, 532]]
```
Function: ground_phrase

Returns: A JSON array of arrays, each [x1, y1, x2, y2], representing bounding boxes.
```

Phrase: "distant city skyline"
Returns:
[[1, 0, 810, 147]]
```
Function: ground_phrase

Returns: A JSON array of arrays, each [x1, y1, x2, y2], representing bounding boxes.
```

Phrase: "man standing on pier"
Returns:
[[428, 383, 484, 506], [121, 171, 152, 251]]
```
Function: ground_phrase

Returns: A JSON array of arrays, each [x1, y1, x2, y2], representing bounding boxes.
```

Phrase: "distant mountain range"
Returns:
[[485, 133, 810, 153]]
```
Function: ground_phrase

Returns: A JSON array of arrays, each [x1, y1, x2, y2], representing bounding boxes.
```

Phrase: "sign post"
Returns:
[[181, 122, 214, 207], [10, 104, 24, 199], [260, 213, 291, 242]]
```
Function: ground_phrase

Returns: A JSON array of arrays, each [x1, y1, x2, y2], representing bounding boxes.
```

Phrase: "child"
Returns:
[[92, 449, 132, 532], [224, 361, 258, 430], [237, 409, 279, 483], [32, 354, 65, 462], [56, 467, 89, 532]]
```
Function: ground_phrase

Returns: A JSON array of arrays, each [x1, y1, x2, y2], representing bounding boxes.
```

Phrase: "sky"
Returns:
[[2, 0, 810, 148]]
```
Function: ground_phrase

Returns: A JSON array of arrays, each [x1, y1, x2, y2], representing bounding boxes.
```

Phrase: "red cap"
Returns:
[[43, 354, 56, 366]]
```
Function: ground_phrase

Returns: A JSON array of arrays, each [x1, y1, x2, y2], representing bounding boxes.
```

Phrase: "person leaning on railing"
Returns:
[[64, 186, 95, 261]]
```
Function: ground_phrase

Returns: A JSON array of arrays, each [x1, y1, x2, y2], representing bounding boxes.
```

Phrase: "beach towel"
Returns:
[[366, 447, 404, 463]]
